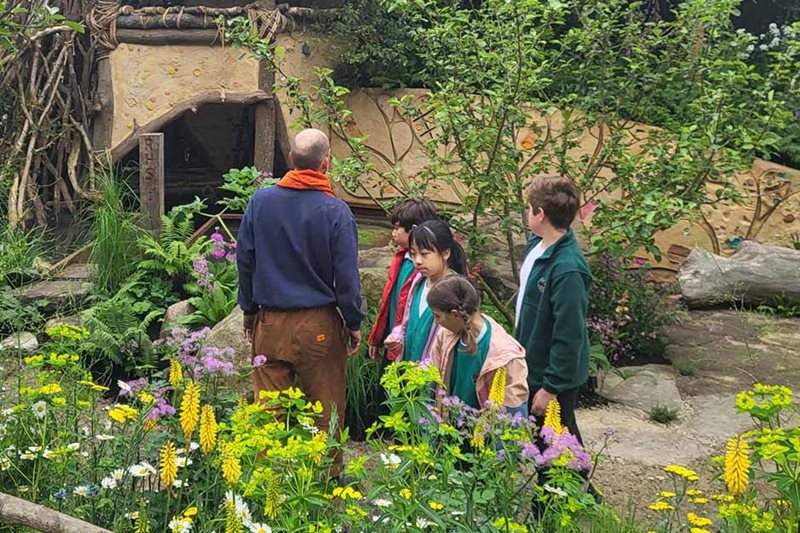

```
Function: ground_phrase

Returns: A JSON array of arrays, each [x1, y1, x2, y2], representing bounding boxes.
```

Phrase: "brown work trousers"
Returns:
[[251, 306, 347, 476]]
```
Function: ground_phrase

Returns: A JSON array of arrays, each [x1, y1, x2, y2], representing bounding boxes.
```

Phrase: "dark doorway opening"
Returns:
[[121, 102, 257, 213]]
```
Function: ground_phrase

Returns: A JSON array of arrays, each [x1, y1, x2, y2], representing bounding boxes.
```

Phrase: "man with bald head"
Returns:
[[236, 128, 364, 477]]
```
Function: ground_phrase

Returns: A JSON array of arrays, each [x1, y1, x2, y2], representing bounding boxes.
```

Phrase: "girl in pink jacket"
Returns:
[[426, 275, 529, 415]]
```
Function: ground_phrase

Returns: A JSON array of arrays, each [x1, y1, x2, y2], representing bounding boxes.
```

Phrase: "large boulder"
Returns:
[[205, 306, 252, 396], [598, 364, 683, 413], [679, 241, 800, 308], [159, 300, 195, 339], [359, 267, 388, 313]]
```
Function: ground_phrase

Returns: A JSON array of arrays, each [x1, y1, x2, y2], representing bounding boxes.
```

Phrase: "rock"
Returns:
[[0, 332, 38, 354], [358, 245, 394, 270], [44, 315, 81, 330], [159, 300, 195, 338], [360, 267, 388, 312], [598, 364, 682, 413], [678, 241, 800, 308], [205, 306, 251, 395], [12, 279, 91, 312]]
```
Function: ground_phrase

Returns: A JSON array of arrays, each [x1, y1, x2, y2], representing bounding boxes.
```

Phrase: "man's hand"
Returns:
[[531, 388, 557, 417], [368, 345, 381, 360], [242, 313, 256, 343], [347, 329, 362, 356]]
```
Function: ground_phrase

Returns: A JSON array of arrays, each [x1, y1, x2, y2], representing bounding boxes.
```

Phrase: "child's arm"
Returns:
[[542, 270, 589, 394], [503, 357, 529, 417]]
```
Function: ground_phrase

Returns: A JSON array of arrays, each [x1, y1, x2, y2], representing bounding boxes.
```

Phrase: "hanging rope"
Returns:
[[86, 0, 120, 49]]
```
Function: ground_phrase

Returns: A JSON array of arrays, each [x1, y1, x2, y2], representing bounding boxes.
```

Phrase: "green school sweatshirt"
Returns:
[[514, 228, 592, 394]]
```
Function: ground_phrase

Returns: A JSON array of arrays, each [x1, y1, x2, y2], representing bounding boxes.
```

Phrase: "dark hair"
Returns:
[[408, 220, 467, 275], [427, 275, 482, 352], [527, 174, 581, 230], [390, 198, 439, 231]]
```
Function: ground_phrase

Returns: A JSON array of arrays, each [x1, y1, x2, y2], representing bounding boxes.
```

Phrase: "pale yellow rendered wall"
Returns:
[[106, 34, 800, 271], [108, 43, 260, 148]]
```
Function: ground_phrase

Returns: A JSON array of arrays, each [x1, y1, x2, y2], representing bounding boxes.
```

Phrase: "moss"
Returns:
[[358, 226, 391, 248]]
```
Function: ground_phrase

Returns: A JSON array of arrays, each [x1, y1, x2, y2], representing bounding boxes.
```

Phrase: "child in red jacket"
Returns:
[[368, 198, 439, 361]]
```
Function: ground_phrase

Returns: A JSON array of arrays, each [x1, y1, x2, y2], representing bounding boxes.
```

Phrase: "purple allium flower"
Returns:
[[253, 355, 267, 368]]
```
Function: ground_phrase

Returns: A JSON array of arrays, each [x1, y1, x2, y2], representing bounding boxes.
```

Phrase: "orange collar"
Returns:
[[276, 169, 335, 198]]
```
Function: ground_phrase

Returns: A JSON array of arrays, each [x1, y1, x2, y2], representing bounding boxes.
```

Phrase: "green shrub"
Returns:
[[650, 404, 680, 424], [0, 226, 44, 287], [588, 255, 677, 364]]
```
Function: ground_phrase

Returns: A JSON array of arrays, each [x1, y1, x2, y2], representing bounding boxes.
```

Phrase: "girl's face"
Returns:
[[410, 244, 450, 278], [431, 307, 464, 333], [392, 224, 411, 249]]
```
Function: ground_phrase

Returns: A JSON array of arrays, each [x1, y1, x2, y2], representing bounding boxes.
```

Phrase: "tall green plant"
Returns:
[[0, 225, 44, 287], [89, 166, 143, 295]]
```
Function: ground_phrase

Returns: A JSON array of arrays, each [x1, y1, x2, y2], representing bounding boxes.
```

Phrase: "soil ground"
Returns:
[[576, 310, 800, 519]]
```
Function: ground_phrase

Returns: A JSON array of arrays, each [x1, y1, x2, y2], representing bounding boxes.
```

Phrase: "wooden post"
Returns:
[[253, 49, 277, 175], [139, 133, 164, 234]]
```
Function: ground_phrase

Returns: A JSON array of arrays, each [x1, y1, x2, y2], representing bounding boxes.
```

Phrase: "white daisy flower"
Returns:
[[168, 517, 193, 533], [543, 484, 568, 498], [172, 479, 185, 489], [415, 518, 433, 528], [129, 463, 155, 478], [380, 453, 401, 467], [175, 456, 192, 468], [373, 498, 392, 508], [125, 511, 140, 520], [73, 485, 90, 497], [19, 452, 36, 460], [42, 449, 55, 459], [32, 401, 46, 419], [0, 456, 11, 470], [188, 442, 200, 452], [246, 523, 272, 533], [67, 442, 80, 451], [96, 434, 115, 442], [27, 446, 41, 453], [117, 380, 132, 395], [224, 491, 252, 523], [101, 477, 118, 490], [111, 468, 125, 481]]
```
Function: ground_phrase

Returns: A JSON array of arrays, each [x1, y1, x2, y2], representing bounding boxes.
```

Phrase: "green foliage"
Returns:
[[344, 308, 383, 440], [178, 284, 237, 329], [650, 404, 680, 424], [137, 199, 208, 282], [672, 359, 699, 377], [89, 166, 144, 295], [588, 256, 677, 364], [755, 295, 800, 318], [217, 166, 276, 213], [0, 292, 42, 335], [0, 225, 44, 287], [317, 0, 427, 89], [80, 296, 161, 374]]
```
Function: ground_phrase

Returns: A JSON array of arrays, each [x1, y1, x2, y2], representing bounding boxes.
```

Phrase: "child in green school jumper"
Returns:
[[514, 174, 599, 499]]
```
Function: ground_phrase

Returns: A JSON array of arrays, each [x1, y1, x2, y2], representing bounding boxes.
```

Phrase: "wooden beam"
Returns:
[[139, 133, 164, 234], [116, 28, 222, 46], [117, 14, 221, 30], [110, 91, 272, 162], [0, 492, 112, 533]]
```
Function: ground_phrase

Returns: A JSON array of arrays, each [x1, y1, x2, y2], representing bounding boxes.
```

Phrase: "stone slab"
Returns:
[[598, 364, 682, 413], [0, 332, 38, 354], [13, 279, 91, 311]]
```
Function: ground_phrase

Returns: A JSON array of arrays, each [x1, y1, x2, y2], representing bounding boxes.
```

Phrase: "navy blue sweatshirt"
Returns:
[[236, 186, 365, 330]]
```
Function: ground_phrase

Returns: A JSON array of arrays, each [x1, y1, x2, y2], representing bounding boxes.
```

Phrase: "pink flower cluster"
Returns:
[[160, 327, 235, 378], [519, 426, 591, 472]]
